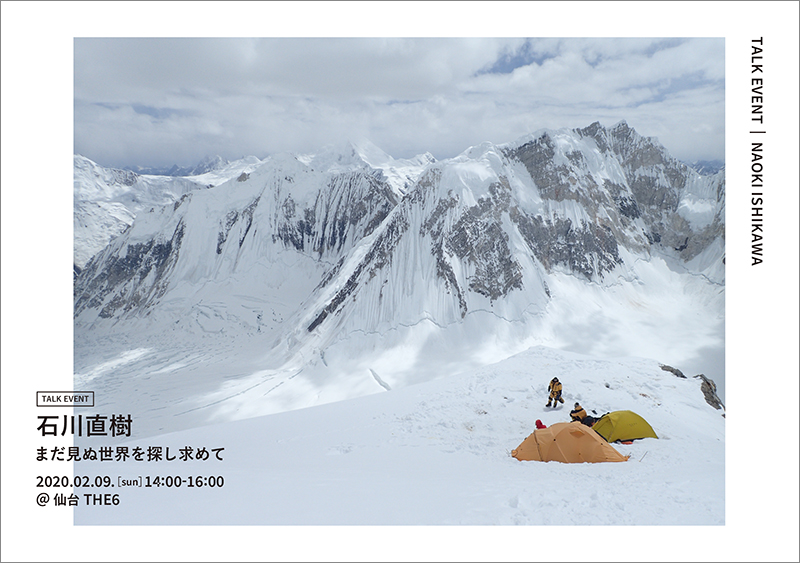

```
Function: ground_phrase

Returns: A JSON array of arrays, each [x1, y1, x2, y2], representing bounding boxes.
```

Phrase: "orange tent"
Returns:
[[512, 422, 629, 463]]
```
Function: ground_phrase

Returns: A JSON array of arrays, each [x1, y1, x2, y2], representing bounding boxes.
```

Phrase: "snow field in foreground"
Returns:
[[74, 346, 724, 526]]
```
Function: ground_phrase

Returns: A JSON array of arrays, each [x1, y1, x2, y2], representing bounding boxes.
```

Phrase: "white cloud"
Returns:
[[74, 37, 724, 168]]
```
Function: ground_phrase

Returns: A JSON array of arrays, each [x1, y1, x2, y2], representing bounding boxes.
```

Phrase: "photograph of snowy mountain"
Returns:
[[72, 37, 726, 526]]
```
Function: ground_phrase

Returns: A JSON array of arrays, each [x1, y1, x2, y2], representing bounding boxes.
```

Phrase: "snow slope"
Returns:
[[72, 245, 723, 440], [74, 123, 725, 440], [298, 138, 435, 197], [73, 154, 263, 269], [74, 346, 724, 526]]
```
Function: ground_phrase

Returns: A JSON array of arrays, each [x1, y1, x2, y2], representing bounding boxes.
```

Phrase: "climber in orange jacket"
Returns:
[[545, 377, 564, 408]]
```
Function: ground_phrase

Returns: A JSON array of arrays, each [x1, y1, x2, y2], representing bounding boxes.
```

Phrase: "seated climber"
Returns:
[[570, 402, 587, 422], [570, 402, 598, 426]]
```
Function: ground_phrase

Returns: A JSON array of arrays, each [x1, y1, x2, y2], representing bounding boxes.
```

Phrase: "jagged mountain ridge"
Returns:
[[74, 141, 436, 325], [123, 154, 231, 177], [73, 154, 264, 273], [74, 121, 724, 414], [689, 159, 726, 176], [294, 121, 724, 333]]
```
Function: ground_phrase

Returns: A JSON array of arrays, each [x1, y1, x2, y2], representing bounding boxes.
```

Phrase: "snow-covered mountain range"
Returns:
[[74, 121, 724, 437], [689, 159, 726, 176], [73, 153, 263, 273], [122, 154, 246, 178]]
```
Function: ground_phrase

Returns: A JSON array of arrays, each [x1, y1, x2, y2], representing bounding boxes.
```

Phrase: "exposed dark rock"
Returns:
[[444, 184, 523, 302], [307, 209, 408, 332], [173, 193, 191, 211], [112, 169, 138, 187], [273, 171, 396, 257], [510, 207, 621, 281], [645, 231, 662, 245], [694, 374, 725, 411], [575, 121, 723, 263], [660, 364, 687, 378], [216, 197, 260, 254], [75, 220, 186, 319], [505, 134, 576, 202]]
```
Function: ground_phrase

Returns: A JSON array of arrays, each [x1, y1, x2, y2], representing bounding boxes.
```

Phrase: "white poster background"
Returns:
[[2, 1, 798, 561]]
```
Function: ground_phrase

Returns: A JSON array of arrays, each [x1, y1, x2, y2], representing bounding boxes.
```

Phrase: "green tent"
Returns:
[[592, 410, 658, 442]]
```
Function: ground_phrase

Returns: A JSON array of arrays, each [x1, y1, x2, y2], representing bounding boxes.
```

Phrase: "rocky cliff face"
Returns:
[[580, 121, 725, 263], [287, 122, 724, 343]]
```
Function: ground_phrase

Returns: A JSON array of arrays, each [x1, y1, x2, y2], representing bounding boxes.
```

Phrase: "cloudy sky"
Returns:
[[74, 37, 724, 170]]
